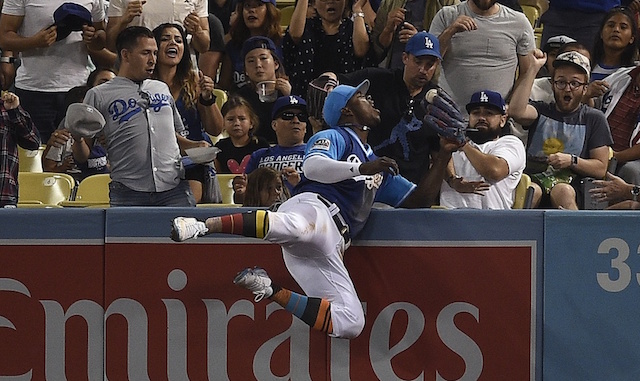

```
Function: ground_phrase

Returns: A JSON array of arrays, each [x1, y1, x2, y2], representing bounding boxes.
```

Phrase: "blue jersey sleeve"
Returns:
[[375, 174, 416, 207], [304, 129, 347, 161]]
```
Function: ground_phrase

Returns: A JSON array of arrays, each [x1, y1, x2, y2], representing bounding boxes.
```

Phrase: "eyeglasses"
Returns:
[[279, 111, 307, 120], [553, 80, 587, 91]]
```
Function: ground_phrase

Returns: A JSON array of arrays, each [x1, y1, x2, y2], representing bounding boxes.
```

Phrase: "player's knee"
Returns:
[[334, 309, 365, 339]]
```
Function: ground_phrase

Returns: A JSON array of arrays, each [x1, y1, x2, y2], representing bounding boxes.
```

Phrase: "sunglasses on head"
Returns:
[[279, 111, 308, 120]]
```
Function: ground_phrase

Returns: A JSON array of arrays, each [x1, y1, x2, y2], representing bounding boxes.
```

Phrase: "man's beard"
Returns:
[[472, 0, 497, 11], [467, 126, 500, 144]]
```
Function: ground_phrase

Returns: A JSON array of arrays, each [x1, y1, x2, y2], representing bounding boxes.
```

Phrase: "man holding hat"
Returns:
[[440, 90, 526, 209], [509, 49, 613, 209], [77, 26, 205, 207], [234, 95, 309, 204], [170, 80, 457, 339], [337, 31, 449, 189]]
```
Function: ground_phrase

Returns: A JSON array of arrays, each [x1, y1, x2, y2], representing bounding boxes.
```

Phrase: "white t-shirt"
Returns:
[[440, 135, 526, 209], [107, 0, 208, 30], [2, 0, 105, 92]]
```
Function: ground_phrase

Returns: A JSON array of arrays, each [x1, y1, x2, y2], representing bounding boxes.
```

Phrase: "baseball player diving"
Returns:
[[170, 80, 460, 339]]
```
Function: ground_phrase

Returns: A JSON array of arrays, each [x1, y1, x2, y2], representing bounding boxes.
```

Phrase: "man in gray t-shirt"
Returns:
[[78, 26, 201, 206], [429, 0, 535, 115]]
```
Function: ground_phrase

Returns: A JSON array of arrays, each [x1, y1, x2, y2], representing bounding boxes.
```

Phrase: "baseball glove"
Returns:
[[422, 89, 469, 145]]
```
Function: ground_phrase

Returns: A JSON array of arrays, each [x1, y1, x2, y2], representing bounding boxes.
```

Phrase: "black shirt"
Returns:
[[339, 68, 440, 183]]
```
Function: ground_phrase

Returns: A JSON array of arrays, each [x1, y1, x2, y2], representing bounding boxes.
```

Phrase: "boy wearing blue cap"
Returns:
[[439, 90, 526, 209], [171, 80, 458, 339]]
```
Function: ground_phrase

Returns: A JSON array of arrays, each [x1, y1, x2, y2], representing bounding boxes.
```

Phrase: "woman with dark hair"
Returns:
[[590, 7, 639, 82], [152, 23, 224, 203], [218, 0, 283, 92], [242, 166, 289, 207]]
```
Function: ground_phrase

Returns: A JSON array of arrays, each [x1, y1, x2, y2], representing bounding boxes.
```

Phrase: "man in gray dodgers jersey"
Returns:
[[170, 80, 459, 339], [75, 26, 205, 206]]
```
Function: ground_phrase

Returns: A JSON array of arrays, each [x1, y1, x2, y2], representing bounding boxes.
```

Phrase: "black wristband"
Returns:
[[199, 93, 216, 106], [0, 56, 15, 64]]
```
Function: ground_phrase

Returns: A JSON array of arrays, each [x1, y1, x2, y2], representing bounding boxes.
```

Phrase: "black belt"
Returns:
[[317, 194, 351, 248]]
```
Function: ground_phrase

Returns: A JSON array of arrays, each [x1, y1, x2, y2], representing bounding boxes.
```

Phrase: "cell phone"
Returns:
[[581, 177, 608, 210], [403, 8, 412, 23]]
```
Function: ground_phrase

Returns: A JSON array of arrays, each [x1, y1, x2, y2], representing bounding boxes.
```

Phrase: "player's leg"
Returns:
[[233, 267, 333, 335], [170, 210, 269, 242]]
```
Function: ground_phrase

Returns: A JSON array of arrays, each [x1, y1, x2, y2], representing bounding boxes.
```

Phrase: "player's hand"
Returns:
[[384, 7, 405, 34], [448, 177, 490, 195], [359, 156, 399, 176], [33, 25, 57, 48], [1, 91, 19, 110], [529, 49, 547, 71], [449, 15, 477, 34], [232, 174, 247, 196], [183, 12, 202, 35], [397, 22, 417, 44], [198, 71, 215, 102], [591, 172, 628, 202], [48, 129, 72, 147], [123, 0, 146, 24], [548, 152, 571, 169], [275, 77, 292, 96], [585, 80, 610, 99], [281, 167, 300, 187]]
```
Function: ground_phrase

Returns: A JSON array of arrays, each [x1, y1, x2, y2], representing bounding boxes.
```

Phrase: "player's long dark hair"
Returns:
[[243, 166, 290, 207]]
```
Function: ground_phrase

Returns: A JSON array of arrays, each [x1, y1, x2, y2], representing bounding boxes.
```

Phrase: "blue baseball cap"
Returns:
[[323, 80, 369, 127], [272, 95, 307, 119], [405, 31, 441, 60], [53, 3, 93, 41], [465, 90, 506, 115], [241, 36, 279, 62]]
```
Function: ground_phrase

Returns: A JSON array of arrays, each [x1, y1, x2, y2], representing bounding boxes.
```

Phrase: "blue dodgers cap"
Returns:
[[465, 90, 507, 115], [272, 95, 307, 119], [323, 80, 370, 127], [53, 2, 93, 41], [241, 36, 278, 61], [405, 31, 441, 60]]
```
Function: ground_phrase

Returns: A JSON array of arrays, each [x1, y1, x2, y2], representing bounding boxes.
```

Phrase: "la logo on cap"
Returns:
[[480, 92, 489, 103], [289, 96, 299, 104], [424, 37, 434, 49]]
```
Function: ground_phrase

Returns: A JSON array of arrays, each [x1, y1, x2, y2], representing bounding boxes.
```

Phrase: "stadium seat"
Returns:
[[60, 174, 111, 207], [513, 173, 534, 209], [18, 145, 45, 172], [213, 88, 228, 110], [17, 172, 75, 206], [215, 173, 237, 204], [280, 6, 295, 30]]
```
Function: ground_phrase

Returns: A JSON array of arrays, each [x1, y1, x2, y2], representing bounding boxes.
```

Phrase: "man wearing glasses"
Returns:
[[509, 50, 613, 209]]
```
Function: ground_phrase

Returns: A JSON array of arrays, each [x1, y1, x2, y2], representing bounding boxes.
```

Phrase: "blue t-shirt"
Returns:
[[295, 127, 415, 237], [246, 144, 305, 193]]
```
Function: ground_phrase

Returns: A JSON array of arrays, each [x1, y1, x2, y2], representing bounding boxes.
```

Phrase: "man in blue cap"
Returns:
[[336, 31, 448, 188], [439, 90, 526, 209], [233, 94, 309, 204], [171, 80, 457, 339]]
